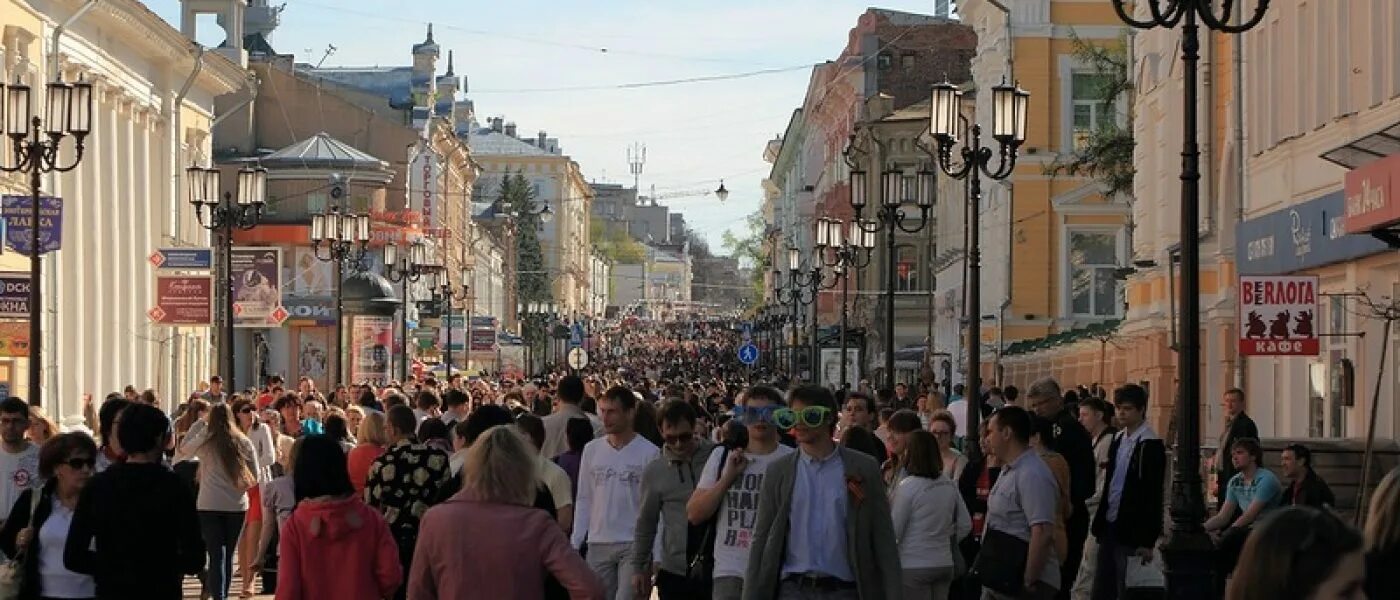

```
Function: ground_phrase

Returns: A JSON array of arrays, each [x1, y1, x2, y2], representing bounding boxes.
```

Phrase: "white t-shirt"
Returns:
[[537, 455, 574, 510], [0, 444, 40, 518], [570, 435, 659, 548], [695, 443, 796, 579]]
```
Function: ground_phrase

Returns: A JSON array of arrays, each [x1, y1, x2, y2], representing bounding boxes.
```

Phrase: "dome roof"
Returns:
[[341, 269, 401, 316]]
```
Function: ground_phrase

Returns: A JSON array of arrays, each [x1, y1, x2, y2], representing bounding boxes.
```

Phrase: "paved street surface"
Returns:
[[181, 572, 271, 600]]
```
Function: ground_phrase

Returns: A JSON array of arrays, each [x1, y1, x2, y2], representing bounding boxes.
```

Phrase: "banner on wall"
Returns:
[[407, 147, 439, 236], [232, 247, 286, 327], [350, 315, 394, 385], [1238, 275, 1320, 356], [1, 196, 62, 255]]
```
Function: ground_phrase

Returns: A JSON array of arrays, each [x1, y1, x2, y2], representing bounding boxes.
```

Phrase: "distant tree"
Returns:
[[591, 220, 646, 264], [501, 171, 551, 304], [721, 211, 771, 306]]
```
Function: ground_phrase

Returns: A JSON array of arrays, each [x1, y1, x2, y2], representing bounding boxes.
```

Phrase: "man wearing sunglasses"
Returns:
[[744, 385, 901, 600], [632, 401, 716, 599], [687, 386, 794, 600]]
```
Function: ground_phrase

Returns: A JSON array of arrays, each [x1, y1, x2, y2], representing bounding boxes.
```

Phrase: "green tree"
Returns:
[[721, 210, 770, 306], [591, 220, 646, 264], [501, 171, 552, 304], [1045, 35, 1135, 198]]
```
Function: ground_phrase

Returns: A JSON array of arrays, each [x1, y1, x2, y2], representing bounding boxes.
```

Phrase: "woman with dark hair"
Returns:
[[233, 397, 276, 599], [633, 400, 663, 448], [97, 397, 134, 471], [891, 430, 970, 600], [176, 402, 259, 600], [325, 414, 356, 454], [1227, 506, 1366, 600], [416, 418, 452, 455], [0, 433, 100, 599], [553, 418, 594, 500], [839, 425, 887, 463], [275, 435, 401, 600]]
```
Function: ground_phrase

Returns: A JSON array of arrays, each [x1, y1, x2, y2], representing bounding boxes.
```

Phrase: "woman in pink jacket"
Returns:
[[408, 425, 604, 600], [276, 435, 402, 600]]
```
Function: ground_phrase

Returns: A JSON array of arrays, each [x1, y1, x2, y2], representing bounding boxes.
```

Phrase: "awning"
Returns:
[[1320, 121, 1400, 169], [1004, 319, 1122, 357]]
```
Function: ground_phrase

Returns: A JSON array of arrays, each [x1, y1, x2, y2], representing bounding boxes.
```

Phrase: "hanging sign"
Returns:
[[0, 196, 62, 256], [149, 275, 214, 326], [1238, 275, 1320, 356]]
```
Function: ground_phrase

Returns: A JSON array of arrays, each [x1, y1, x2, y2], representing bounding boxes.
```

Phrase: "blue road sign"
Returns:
[[569, 322, 585, 348], [150, 248, 214, 270], [741, 322, 753, 341], [738, 343, 759, 365]]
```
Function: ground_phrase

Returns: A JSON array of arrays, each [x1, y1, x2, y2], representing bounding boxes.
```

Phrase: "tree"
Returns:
[[1045, 35, 1135, 198], [721, 210, 771, 306], [591, 220, 646, 264], [500, 170, 552, 304]]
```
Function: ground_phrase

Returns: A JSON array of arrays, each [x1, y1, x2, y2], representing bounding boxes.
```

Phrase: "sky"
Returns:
[[145, 0, 947, 255]]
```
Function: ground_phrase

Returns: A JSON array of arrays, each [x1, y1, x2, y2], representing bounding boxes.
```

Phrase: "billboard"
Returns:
[[232, 247, 284, 327], [288, 246, 334, 297], [149, 276, 214, 326], [350, 315, 394, 385], [1238, 275, 1320, 356]]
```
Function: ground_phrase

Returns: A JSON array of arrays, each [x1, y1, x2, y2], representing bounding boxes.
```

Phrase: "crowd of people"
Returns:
[[0, 321, 1391, 600]]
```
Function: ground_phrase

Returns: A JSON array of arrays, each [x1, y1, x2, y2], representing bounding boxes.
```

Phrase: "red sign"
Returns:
[[1238, 275, 1319, 356], [150, 276, 213, 326], [1344, 153, 1400, 234]]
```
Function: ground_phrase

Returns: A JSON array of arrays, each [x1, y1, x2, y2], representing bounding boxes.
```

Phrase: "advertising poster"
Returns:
[[819, 348, 861, 389], [1238, 275, 1320, 356], [350, 315, 394, 385], [232, 247, 283, 327], [298, 332, 330, 390], [149, 276, 214, 326], [0, 322, 29, 357], [288, 246, 334, 297]]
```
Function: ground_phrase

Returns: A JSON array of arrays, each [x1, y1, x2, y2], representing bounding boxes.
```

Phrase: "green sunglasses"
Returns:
[[771, 406, 833, 429]]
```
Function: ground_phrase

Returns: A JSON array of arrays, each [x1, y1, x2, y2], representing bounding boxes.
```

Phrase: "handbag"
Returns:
[[686, 447, 728, 584], [0, 489, 44, 600], [1124, 553, 1166, 600], [970, 527, 1028, 596]]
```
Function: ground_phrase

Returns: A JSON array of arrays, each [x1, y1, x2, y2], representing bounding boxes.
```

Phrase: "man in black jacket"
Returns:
[[1215, 388, 1258, 508], [1026, 377, 1096, 600], [1280, 443, 1336, 509], [1090, 384, 1166, 600]]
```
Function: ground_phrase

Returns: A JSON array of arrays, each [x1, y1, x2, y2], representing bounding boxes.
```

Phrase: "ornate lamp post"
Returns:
[[383, 239, 430, 382], [310, 204, 371, 387], [517, 301, 557, 376], [816, 218, 875, 390], [927, 77, 1030, 465], [188, 165, 268, 393], [789, 244, 840, 383], [847, 145, 936, 392], [1110, 1, 1269, 596], [428, 267, 470, 380], [772, 251, 816, 380], [1, 76, 93, 408]]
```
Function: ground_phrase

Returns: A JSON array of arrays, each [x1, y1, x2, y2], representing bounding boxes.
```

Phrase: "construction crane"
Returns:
[[637, 181, 729, 205]]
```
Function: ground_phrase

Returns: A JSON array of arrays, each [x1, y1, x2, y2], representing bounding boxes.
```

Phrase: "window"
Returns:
[[895, 244, 919, 292], [1067, 230, 1122, 317], [901, 54, 915, 70], [1070, 72, 1118, 150], [877, 53, 892, 70]]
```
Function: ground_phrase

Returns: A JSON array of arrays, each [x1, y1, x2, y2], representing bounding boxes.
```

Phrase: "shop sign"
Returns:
[[0, 273, 30, 319], [282, 297, 337, 326], [1235, 191, 1389, 274], [149, 276, 213, 326], [1343, 153, 1400, 233], [1238, 275, 1319, 356]]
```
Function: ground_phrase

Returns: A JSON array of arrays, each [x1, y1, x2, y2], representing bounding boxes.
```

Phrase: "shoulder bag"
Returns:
[[0, 489, 43, 600], [970, 526, 1028, 596], [686, 447, 729, 584]]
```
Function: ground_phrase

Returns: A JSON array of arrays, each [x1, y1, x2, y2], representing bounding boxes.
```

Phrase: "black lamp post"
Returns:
[[428, 267, 469, 381], [847, 149, 936, 392], [788, 245, 840, 384], [927, 78, 1030, 466], [517, 301, 557, 377], [383, 239, 430, 382], [310, 204, 371, 388], [816, 218, 875, 390], [771, 264, 814, 379], [1109, 2, 1269, 596], [189, 165, 268, 394], [1, 76, 93, 409]]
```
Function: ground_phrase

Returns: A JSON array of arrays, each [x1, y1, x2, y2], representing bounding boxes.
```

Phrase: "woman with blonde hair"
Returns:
[[347, 411, 388, 497], [26, 405, 58, 444], [1365, 467, 1400, 599], [177, 401, 259, 600], [407, 426, 603, 599]]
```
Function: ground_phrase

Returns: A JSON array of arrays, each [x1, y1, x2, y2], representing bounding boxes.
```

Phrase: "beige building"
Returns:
[[0, 0, 248, 416]]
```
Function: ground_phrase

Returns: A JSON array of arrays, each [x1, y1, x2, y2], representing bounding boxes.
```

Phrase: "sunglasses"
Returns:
[[771, 406, 833, 430], [64, 456, 96, 470], [663, 432, 695, 445], [732, 405, 778, 425], [238, 408, 255, 414]]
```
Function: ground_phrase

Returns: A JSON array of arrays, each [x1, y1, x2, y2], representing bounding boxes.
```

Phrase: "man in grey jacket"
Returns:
[[744, 385, 902, 600], [632, 400, 716, 599]]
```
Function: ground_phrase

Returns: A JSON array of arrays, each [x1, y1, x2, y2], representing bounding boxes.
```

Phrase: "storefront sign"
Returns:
[[149, 276, 213, 326], [1238, 275, 1319, 356], [1236, 191, 1390, 274], [408, 147, 439, 236], [1343, 153, 1400, 233], [149, 248, 213, 270], [470, 316, 497, 352], [0, 273, 30, 319], [282, 297, 337, 327], [350, 315, 394, 385], [1, 196, 62, 256], [231, 247, 285, 327]]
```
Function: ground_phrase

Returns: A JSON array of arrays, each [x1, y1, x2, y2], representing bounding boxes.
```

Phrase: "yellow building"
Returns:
[[953, 0, 1133, 392]]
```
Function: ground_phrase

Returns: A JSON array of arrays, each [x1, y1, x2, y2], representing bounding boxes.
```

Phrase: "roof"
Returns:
[[1003, 319, 1123, 356], [260, 132, 391, 171], [296, 65, 415, 109], [468, 130, 556, 157]]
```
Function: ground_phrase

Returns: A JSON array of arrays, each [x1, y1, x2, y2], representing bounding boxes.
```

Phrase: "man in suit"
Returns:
[[1214, 388, 1258, 509], [744, 385, 902, 600], [1026, 378, 1095, 600]]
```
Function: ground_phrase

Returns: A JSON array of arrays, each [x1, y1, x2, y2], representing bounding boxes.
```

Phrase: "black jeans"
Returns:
[[1060, 504, 1089, 600], [656, 569, 711, 600], [198, 510, 246, 600]]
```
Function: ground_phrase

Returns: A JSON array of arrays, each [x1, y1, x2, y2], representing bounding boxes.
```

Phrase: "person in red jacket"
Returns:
[[276, 435, 402, 600]]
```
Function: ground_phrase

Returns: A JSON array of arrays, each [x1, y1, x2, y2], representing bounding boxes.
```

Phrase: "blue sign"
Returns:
[[738, 343, 759, 365], [569, 322, 585, 348], [0, 273, 28, 319], [1, 196, 62, 256], [1236, 191, 1391, 275], [151, 248, 213, 270], [741, 322, 753, 341]]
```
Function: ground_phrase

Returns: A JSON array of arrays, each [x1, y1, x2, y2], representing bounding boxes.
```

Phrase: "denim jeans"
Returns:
[[585, 541, 637, 600], [198, 510, 246, 600]]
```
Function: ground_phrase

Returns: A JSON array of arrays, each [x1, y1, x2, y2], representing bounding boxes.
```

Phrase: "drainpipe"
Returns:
[[165, 44, 205, 405], [988, 0, 1014, 385], [1232, 3, 1247, 390], [211, 75, 257, 129], [51, 0, 101, 80]]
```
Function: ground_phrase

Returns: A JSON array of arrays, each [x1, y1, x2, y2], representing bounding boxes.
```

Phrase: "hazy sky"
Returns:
[[146, 0, 945, 253]]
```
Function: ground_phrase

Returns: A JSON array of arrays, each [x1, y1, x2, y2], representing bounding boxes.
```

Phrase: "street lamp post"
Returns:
[[772, 259, 815, 381], [428, 267, 469, 381], [847, 146, 936, 392], [383, 239, 430, 382], [1110, 2, 1269, 596], [517, 301, 556, 377], [816, 218, 875, 390], [188, 165, 268, 393], [789, 245, 840, 385], [1, 77, 93, 409], [310, 204, 371, 388], [927, 78, 1030, 466]]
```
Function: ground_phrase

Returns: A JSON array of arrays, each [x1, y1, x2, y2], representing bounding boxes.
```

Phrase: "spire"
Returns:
[[445, 50, 455, 76], [425, 23, 435, 44]]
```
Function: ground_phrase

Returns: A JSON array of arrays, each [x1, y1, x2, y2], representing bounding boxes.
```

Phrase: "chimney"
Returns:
[[504, 122, 517, 138], [538, 131, 547, 148], [489, 117, 503, 133]]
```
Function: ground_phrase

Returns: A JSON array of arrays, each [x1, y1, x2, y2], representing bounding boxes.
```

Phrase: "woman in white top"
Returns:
[[891, 430, 972, 600], [176, 401, 258, 600], [0, 433, 99, 600], [233, 397, 275, 599]]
